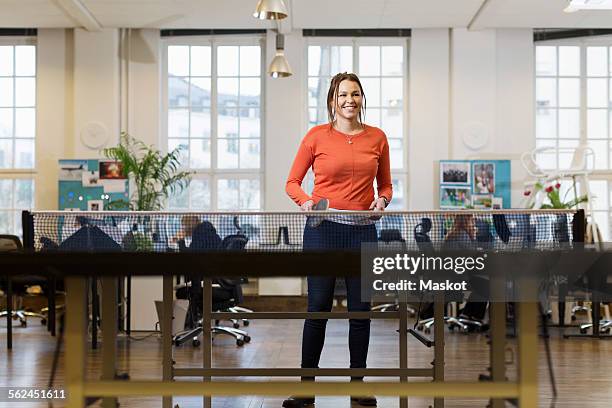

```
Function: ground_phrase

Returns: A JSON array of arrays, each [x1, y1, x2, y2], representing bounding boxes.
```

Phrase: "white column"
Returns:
[[408, 29, 450, 209]]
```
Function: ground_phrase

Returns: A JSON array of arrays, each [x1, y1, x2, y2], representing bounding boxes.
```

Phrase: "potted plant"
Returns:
[[102, 132, 192, 211], [102, 132, 192, 250], [524, 181, 588, 209]]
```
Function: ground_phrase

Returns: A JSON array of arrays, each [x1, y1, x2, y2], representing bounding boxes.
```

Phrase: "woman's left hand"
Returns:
[[369, 197, 386, 212]]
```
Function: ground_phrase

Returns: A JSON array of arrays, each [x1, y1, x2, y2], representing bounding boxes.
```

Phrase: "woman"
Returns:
[[283, 72, 393, 408]]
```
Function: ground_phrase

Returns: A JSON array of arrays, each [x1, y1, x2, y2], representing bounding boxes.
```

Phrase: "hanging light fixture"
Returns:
[[268, 33, 292, 78], [253, 0, 288, 20]]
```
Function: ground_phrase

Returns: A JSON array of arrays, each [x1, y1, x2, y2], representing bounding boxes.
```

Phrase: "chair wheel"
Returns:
[[244, 335, 251, 343], [192, 339, 201, 347], [41, 319, 46, 325], [424, 328, 431, 334], [236, 339, 245, 347], [417, 325, 424, 331], [448, 324, 455, 331], [20, 321, 27, 327], [233, 323, 240, 329], [571, 315, 577, 321], [580, 328, 588, 334], [243, 320, 250, 326]]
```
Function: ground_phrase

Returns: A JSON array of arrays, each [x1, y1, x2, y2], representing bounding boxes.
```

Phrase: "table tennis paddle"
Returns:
[[306, 198, 329, 228]]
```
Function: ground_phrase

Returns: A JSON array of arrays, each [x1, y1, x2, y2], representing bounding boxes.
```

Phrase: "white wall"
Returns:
[[408, 29, 450, 209], [408, 27, 535, 209], [36, 29, 69, 210], [73, 29, 120, 157]]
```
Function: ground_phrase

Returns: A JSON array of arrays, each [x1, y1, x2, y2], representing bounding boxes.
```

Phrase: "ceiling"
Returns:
[[2, 0, 612, 30]]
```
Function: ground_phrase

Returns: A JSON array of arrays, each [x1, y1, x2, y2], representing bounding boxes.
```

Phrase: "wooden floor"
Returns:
[[1, 317, 611, 408]]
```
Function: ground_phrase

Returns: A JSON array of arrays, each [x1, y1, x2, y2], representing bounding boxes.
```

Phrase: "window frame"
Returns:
[[535, 35, 612, 240], [303, 36, 410, 209], [161, 35, 266, 210], [0, 37, 37, 236]]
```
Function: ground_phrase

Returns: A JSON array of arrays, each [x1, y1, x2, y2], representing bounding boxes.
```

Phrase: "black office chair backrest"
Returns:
[[0, 235, 22, 252], [493, 214, 511, 244], [39, 237, 59, 251], [58, 225, 121, 252], [379, 229, 405, 243], [414, 218, 434, 251], [189, 221, 222, 251], [475, 219, 494, 249], [221, 234, 248, 250], [554, 215, 570, 243]]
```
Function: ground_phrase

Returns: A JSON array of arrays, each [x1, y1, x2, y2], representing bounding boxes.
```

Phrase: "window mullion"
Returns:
[[211, 42, 219, 210], [187, 47, 192, 171], [12, 46, 17, 168], [580, 45, 588, 146]]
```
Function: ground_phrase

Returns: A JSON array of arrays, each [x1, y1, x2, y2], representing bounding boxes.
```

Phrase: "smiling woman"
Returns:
[[282, 72, 393, 408]]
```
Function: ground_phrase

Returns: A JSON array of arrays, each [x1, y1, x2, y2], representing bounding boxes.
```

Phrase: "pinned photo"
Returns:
[[87, 200, 104, 211], [473, 163, 495, 194], [472, 194, 493, 209], [99, 161, 126, 179], [440, 161, 470, 184], [59, 160, 88, 181], [82, 170, 100, 187], [440, 186, 471, 208]]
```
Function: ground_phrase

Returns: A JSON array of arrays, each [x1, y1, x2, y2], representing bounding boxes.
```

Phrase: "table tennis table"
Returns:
[[0, 209, 592, 408]]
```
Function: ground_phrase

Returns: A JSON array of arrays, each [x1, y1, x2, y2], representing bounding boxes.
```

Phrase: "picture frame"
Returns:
[[473, 162, 496, 194], [440, 161, 471, 185], [440, 186, 471, 208], [99, 161, 126, 179], [87, 200, 104, 211]]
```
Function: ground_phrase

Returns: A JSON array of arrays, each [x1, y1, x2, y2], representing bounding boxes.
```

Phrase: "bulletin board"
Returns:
[[439, 160, 511, 209], [58, 159, 129, 210]]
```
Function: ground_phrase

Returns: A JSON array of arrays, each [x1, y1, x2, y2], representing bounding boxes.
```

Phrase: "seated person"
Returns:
[[170, 215, 201, 247], [443, 214, 488, 322]]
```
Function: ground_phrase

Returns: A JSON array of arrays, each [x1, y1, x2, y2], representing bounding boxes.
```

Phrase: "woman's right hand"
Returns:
[[301, 200, 314, 211]]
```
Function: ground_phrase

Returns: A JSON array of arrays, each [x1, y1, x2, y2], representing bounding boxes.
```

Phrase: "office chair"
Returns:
[[371, 229, 416, 316], [447, 218, 493, 333], [412, 219, 469, 333], [174, 223, 252, 347], [0, 235, 47, 328]]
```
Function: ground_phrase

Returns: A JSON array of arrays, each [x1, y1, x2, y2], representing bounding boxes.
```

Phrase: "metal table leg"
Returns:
[[489, 301, 506, 408], [399, 300, 408, 408], [92, 278, 98, 350], [433, 294, 444, 408], [65, 276, 87, 408], [518, 275, 538, 408], [6, 277, 12, 349], [490, 272, 507, 408], [162, 275, 173, 408], [101, 277, 118, 408], [203, 278, 212, 408]]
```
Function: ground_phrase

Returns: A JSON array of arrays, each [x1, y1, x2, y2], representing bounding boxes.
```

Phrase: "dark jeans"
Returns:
[[301, 220, 377, 381]]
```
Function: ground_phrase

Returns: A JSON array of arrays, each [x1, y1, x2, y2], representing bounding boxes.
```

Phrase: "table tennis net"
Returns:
[[26, 210, 580, 253]]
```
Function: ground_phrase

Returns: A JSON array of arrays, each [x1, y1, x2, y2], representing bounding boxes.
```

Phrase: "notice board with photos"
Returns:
[[439, 160, 511, 209], [58, 159, 129, 211]]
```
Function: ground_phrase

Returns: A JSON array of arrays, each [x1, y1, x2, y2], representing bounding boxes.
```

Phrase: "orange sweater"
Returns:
[[286, 124, 393, 210]]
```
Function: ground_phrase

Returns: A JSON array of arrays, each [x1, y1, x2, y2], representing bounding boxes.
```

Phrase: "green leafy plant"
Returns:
[[102, 132, 192, 211], [527, 181, 588, 209]]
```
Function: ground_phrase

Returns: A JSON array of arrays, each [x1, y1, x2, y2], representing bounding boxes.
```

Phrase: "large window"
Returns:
[[535, 39, 612, 239], [306, 38, 408, 209], [0, 40, 36, 235], [163, 37, 263, 210]]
